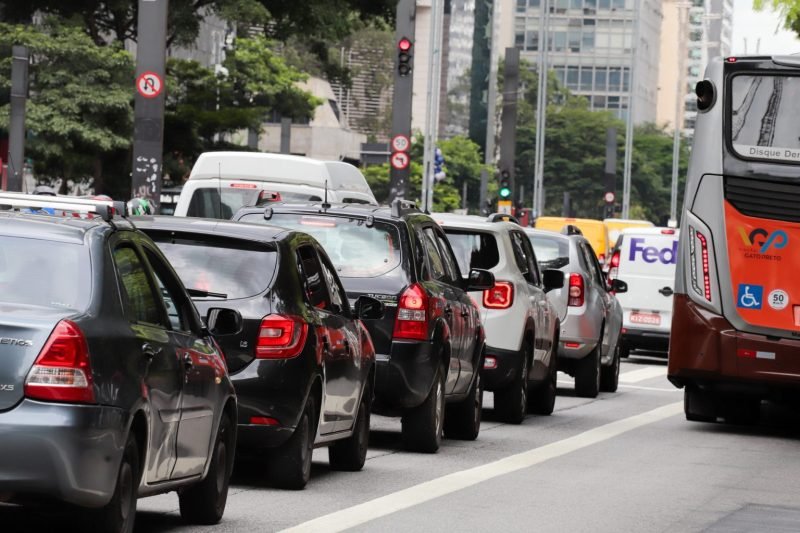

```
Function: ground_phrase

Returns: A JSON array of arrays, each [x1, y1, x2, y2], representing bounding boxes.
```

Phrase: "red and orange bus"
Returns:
[[669, 55, 800, 423]]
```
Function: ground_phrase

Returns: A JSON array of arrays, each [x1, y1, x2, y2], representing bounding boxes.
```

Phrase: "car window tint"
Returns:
[[142, 247, 191, 332], [581, 243, 604, 285], [517, 232, 542, 285], [420, 228, 447, 281], [445, 230, 500, 273], [113, 245, 165, 327], [510, 232, 536, 284], [434, 231, 462, 283], [297, 245, 332, 310]]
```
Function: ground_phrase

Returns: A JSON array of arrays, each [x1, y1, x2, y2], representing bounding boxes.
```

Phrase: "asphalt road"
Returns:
[[5, 353, 800, 532]]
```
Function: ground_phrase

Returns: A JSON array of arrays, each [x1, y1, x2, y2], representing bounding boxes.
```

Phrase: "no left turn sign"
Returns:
[[391, 134, 411, 153], [136, 71, 163, 99], [391, 152, 410, 170]]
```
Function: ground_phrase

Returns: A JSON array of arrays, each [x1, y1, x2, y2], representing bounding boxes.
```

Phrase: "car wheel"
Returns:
[[269, 398, 316, 489], [402, 365, 445, 453], [94, 433, 138, 533], [179, 414, 234, 524], [600, 341, 621, 393], [329, 392, 371, 471], [444, 370, 483, 440], [575, 343, 601, 398], [619, 341, 630, 359], [528, 347, 557, 415], [684, 386, 718, 422], [495, 344, 529, 424]]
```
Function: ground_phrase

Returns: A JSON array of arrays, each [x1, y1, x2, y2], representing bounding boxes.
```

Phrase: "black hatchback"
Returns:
[[0, 194, 238, 533], [137, 217, 384, 489], [233, 201, 494, 453]]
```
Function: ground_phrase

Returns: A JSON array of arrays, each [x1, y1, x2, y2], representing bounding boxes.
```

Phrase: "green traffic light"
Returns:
[[499, 187, 511, 199]]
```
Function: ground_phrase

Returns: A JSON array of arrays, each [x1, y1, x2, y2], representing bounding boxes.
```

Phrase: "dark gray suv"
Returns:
[[0, 195, 238, 533]]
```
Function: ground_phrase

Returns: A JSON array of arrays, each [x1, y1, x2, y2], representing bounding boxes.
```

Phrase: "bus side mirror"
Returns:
[[696, 80, 716, 112]]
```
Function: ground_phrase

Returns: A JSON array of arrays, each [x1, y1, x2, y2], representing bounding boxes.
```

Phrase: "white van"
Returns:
[[607, 227, 679, 357], [173, 152, 377, 219]]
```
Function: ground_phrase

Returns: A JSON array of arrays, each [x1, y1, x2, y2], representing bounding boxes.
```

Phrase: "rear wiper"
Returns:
[[187, 288, 228, 299]]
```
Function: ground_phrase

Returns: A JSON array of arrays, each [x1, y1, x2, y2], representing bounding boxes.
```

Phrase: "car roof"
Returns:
[[524, 227, 572, 242], [0, 211, 119, 244], [437, 217, 520, 234], [133, 215, 291, 244]]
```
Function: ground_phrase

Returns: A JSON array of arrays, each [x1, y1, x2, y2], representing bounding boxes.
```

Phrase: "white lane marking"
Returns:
[[555, 380, 678, 393], [618, 365, 666, 383], [280, 402, 683, 533]]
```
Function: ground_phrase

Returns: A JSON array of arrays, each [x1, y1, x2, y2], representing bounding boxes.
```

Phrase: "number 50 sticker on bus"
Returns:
[[669, 55, 800, 425]]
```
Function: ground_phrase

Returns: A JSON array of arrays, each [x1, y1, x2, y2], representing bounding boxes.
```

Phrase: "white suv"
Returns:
[[437, 214, 563, 423]]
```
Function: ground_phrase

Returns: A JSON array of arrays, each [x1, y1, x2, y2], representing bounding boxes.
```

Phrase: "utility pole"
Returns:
[[670, 1, 691, 225], [499, 47, 520, 208], [622, 0, 640, 219], [479, 0, 501, 213], [7, 45, 29, 193], [388, 0, 417, 203], [604, 127, 617, 219], [422, 0, 446, 212], [532, 0, 550, 218], [131, 0, 169, 211]]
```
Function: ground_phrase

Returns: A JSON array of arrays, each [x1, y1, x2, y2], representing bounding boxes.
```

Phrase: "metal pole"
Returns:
[[7, 45, 29, 193], [479, 0, 501, 211], [422, 0, 444, 212], [131, 0, 169, 211], [622, 0, 639, 219], [670, 2, 690, 224], [533, 0, 549, 218], [388, 0, 417, 202]]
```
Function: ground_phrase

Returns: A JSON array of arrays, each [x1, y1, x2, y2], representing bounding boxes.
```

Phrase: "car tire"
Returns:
[[575, 343, 601, 398], [495, 344, 529, 424], [619, 341, 630, 359], [179, 414, 233, 524], [444, 371, 483, 440], [684, 386, 717, 422], [600, 341, 621, 393], [528, 347, 557, 416], [329, 392, 371, 471], [269, 398, 316, 489], [402, 365, 445, 453], [94, 433, 138, 533]]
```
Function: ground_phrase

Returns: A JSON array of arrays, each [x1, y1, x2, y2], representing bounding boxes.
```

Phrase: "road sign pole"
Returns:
[[7, 45, 29, 193], [388, 0, 416, 203], [131, 0, 168, 212]]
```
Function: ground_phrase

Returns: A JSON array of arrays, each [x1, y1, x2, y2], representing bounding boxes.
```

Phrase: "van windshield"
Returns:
[[187, 187, 322, 219]]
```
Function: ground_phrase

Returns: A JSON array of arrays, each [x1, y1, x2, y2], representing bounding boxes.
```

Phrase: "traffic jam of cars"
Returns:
[[0, 152, 694, 532]]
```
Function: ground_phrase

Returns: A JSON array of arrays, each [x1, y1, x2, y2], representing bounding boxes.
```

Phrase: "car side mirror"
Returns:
[[466, 268, 495, 291], [206, 308, 243, 336], [354, 296, 385, 320], [609, 279, 628, 294], [542, 269, 565, 292]]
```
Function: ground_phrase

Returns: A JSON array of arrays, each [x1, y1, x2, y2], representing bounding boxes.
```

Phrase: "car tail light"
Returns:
[[256, 315, 308, 359], [250, 416, 280, 426], [484, 356, 498, 369], [661, 229, 675, 235], [394, 284, 429, 341], [608, 250, 621, 281], [483, 281, 514, 309], [565, 342, 581, 348], [568, 273, 585, 307], [25, 320, 95, 404]]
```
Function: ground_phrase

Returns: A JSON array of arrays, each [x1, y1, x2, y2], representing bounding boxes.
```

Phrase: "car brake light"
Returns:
[[256, 315, 308, 359], [661, 229, 675, 235], [230, 182, 258, 189], [608, 250, 620, 280], [565, 342, 581, 348], [250, 416, 280, 426], [568, 273, 585, 307], [483, 281, 514, 309], [25, 320, 95, 404], [394, 284, 429, 341]]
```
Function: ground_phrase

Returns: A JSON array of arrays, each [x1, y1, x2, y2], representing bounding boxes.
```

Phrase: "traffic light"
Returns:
[[398, 37, 413, 77], [498, 169, 512, 199]]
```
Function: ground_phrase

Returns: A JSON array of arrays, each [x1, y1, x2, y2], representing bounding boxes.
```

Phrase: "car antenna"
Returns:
[[322, 179, 331, 210], [217, 162, 223, 219]]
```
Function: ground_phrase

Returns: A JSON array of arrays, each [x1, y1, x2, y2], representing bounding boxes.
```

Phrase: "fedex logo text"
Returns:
[[629, 238, 678, 264]]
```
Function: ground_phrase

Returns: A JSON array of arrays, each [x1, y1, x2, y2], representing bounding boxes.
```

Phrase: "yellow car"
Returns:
[[603, 218, 654, 247], [534, 216, 610, 264]]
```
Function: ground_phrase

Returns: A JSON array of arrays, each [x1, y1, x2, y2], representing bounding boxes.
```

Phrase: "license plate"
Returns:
[[630, 312, 661, 326]]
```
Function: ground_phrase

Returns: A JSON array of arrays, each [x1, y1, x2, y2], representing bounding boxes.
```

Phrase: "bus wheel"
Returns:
[[684, 386, 717, 423]]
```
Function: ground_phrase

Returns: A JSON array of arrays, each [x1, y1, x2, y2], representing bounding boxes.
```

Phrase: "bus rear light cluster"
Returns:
[[689, 227, 712, 302]]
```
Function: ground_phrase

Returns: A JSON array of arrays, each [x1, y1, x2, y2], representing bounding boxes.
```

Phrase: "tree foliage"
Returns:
[[753, 0, 800, 35]]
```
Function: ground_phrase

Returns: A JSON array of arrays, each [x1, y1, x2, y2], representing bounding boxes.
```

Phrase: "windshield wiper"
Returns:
[[187, 288, 228, 299]]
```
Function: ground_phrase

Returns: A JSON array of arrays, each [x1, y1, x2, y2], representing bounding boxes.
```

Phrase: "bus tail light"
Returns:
[[568, 273, 585, 307], [483, 281, 514, 309], [394, 284, 429, 340], [689, 227, 712, 302]]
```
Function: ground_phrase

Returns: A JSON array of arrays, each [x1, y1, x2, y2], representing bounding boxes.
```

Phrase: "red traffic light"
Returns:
[[398, 37, 412, 51]]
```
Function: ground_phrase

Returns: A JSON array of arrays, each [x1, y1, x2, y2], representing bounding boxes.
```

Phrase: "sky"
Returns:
[[731, 0, 800, 54]]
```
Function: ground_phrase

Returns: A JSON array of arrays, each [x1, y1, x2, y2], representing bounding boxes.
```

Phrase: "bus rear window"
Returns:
[[730, 74, 800, 163]]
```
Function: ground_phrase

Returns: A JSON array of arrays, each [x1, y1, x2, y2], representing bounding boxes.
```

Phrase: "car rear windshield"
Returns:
[[240, 213, 401, 278], [187, 187, 322, 219], [149, 233, 277, 299], [730, 74, 800, 163], [0, 236, 91, 311], [529, 235, 570, 270], [444, 230, 500, 274]]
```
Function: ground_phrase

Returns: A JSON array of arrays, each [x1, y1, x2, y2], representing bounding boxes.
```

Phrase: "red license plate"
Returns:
[[630, 312, 661, 326]]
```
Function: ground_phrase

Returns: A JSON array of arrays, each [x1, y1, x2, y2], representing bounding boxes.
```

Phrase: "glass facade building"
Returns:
[[514, 0, 662, 123]]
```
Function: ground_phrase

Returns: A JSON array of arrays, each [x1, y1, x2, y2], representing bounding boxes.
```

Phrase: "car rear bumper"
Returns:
[[374, 340, 437, 412], [668, 294, 800, 395], [481, 346, 522, 390], [0, 400, 128, 508], [622, 327, 670, 353]]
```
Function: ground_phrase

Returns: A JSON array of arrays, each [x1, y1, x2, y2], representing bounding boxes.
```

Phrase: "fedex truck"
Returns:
[[607, 227, 679, 357]]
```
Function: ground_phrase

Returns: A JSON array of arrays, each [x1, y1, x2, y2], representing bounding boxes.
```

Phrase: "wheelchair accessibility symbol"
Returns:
[[737, 284, 763, 310]]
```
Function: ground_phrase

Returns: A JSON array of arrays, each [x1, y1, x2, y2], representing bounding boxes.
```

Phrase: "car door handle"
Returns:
[[183, 353, 194, 369], [142, 343, 162, 360], [659, 286, 674, 297]]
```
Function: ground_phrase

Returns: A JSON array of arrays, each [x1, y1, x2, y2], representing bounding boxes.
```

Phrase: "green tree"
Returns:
[[0, 22, 133, 192], [753, 0, 800, 34]]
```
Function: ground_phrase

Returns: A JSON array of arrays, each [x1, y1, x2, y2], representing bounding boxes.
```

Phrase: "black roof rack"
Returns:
[[561, 224, 583, 236], [486, 213, 519, 224], [390, 198, 419, 218]]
